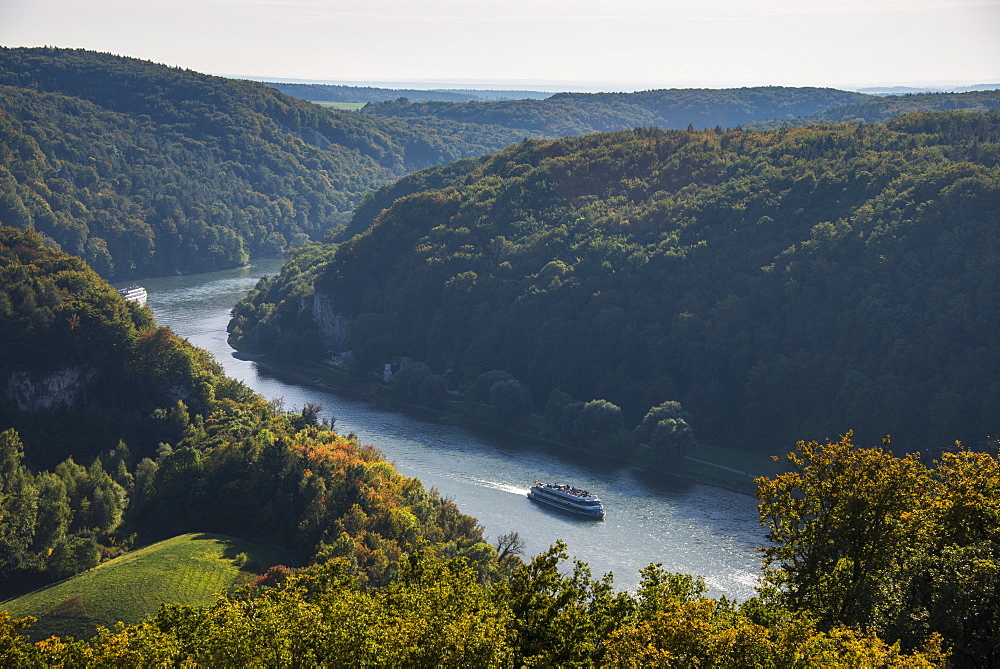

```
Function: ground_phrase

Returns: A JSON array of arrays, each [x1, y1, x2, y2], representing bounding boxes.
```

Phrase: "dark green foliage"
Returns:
[[362, 86, 871, 136], [227, 243, 337, 357], [0, 47, 529, 279], [418, 373, 448, 406], [233, 112, 1000, 453], [488, 378, 531, 420], [758, 435, 1000, 666], [47, 534, 100, 580], [265, 82, 550, 103], [571, 400, 626, 442], [0, 226, 220, 466], [467, 369, 513, 404], [0, 48, 994, 288], [499, 540, 635, 665], [635, 401, 696, 466], [804, 89, 1000, 125], [0, 430, 39, 580], [544, 388, 575, 425], [393, 362, 432, 401], [0, 428, 125, 592], [0, 226, 492, 596]]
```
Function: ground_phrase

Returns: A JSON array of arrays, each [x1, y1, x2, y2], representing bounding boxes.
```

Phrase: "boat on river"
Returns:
[[527, 482, 605, 519], [118, 285, 147, 306]]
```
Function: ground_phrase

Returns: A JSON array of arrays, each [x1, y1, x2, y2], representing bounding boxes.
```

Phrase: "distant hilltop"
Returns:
[[252, 77, 1000, 103], [258, 81, 554, 103], [855, 83, 1000, 95]]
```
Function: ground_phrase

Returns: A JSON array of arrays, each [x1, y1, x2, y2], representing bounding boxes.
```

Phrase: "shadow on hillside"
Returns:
[[190, 532, 300, 569]]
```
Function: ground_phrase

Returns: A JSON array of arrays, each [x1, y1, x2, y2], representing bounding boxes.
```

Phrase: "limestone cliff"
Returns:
[[310, 292, 350, 350], [4, 367, 96, 412]]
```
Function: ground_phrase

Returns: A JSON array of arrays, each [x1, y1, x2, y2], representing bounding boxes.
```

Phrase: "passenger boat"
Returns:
[[527, 482, 605, 519], [118, 285, 148, 306]]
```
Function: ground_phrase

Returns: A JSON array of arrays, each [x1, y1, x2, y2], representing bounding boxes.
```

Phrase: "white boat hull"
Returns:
[[528, 483, 605, 519]]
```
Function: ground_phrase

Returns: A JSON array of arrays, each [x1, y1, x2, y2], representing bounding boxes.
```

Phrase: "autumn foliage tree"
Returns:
[[0, 548, 949, 666], [757, 433, 1000, 665]]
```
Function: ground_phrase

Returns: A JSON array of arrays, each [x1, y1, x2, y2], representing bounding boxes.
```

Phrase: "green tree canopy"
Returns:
[[757, 434, 1000, 664], [234, 112, 1000, 453]]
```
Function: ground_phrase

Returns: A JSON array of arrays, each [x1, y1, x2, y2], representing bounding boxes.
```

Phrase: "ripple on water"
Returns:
[[148, 258, 766, 598]]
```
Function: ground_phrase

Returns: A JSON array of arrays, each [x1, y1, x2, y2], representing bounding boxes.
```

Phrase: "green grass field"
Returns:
[[1, 533, 294, 641], [311, 101, 366, 110]]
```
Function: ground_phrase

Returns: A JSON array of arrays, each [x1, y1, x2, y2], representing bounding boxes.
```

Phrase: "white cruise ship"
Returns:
[[118, 285, 147, 306], [527, 482, 605, 519]]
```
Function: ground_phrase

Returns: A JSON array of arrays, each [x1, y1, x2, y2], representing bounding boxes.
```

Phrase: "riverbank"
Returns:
[[150, 260, 764, 599], [233, 352, 782, 495]]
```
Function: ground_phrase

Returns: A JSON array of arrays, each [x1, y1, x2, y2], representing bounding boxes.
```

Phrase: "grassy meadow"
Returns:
[[311, 101, 367, 110], [1, 533, 294, 641]]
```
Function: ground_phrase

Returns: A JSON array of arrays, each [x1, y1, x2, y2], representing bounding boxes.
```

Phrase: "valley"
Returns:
[[140, 258, 766, 598], [0, 45, 997, 664]]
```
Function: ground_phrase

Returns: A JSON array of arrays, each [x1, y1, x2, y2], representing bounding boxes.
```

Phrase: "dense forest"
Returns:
[[0, 226, 492, 598], [361, 87, 1000, 136], [0, 47, 529, 279], [803, 90, 1000, 125], [3, 46, 1000, 665], [264, 81, 552, 103], [5, 423, 999, 664], [230, 111, 1000, 455], [3, 207, 999, 664], [360, 86, 866, 136], [2, 48, 994, 283]]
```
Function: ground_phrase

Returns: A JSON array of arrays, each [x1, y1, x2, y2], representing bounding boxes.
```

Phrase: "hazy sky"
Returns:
[[2, 0, 998, 90]]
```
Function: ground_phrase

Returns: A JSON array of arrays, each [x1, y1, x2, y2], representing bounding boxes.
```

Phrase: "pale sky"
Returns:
[[1, 0, 998, 90]]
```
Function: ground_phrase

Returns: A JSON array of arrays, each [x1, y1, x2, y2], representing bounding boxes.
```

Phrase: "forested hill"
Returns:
[[360, 87, 871, 135], [229, 111, 1000, 454], [0, 224, 493, 599], [361, 87, 1000, 137], [264, 81, 553, 103], [5, 232, 995, 667], [803, 89, 1000, 124], [0, 47, 528, 279]]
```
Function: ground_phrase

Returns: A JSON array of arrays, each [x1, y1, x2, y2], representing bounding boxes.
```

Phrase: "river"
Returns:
[[133, 258, 765, 598]]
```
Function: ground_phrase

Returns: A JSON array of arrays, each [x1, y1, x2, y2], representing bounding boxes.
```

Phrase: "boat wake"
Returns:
[[469, 478, 530, 496]]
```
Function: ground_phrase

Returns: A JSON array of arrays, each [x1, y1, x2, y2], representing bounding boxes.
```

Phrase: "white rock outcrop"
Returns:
[[5, 367, 96, 412], [310, 291, 350, 350]]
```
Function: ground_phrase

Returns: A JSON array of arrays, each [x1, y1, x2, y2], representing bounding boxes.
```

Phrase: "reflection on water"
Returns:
[[140, 258, 765, 597]]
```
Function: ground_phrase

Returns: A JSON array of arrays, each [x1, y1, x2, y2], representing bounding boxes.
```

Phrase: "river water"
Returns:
[[135, 258, 765, 597]]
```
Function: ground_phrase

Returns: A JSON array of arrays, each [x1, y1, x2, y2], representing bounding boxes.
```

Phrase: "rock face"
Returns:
[[4, 367, 96, 412], [311, 292, 350, 350]]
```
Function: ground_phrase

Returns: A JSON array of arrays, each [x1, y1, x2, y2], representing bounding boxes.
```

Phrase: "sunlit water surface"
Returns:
[[135, 258, 764, 597]]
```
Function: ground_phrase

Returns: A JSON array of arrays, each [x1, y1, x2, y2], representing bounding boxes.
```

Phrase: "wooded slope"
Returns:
[[806, 90, 1000, 124], [0, 47, 527, 279], [264, 81, 552, 103], [360, 86, 869, 135], [361, 86, 1000, 136], [0, 226, 491, 598], [230, 112, 1000, 453]]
